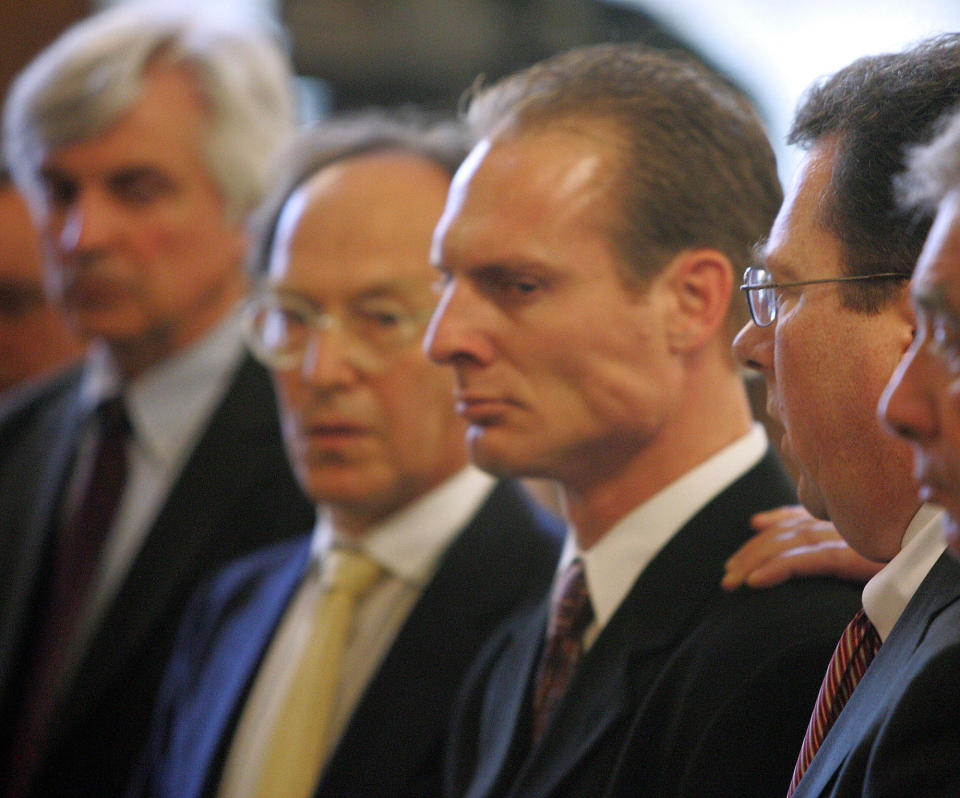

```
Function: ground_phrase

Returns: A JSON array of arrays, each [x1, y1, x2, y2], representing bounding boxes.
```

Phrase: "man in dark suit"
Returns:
[[130, 112, 562, 798], [0, 7, 313, 797], [425, 43, 862, 798], [733, 34, 960, 798]]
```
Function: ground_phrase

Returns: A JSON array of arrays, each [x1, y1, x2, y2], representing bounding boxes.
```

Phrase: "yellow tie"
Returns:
[[249, 547, 382, 798]]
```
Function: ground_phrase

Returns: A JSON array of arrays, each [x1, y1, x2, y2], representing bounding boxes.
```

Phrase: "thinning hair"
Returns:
[[788, 33, 960, 313], [248, 107, 470, 279], [461, 42, 783, 338], [3, 0, 296, 220]]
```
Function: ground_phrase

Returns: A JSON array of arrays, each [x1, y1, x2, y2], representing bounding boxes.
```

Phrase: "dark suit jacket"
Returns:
[[791, 550, 960, 798], [130, 479, 563, 798], [0, 355, 313, 798], [445, 448, 865, 798]]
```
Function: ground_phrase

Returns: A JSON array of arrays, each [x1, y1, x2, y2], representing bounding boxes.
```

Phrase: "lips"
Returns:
[[455, 394, 518, 423], [303, 420, 371, 438]]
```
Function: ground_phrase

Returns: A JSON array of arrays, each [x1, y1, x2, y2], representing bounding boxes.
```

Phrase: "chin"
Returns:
[[298, 466, 377, 506], [794, 474, 829, 522], [467, 431, 530, 479]]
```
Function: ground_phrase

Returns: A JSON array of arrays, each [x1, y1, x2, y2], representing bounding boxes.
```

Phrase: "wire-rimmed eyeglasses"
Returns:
[[242, 290, 432, 372], [739, 265, 908, 327]]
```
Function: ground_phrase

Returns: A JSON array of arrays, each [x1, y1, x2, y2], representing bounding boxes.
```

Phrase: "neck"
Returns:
[[112, 273, 246, 380], [562, 366, 752, 549]]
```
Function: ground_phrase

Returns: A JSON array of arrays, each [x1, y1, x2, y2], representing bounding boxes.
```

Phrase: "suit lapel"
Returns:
[[0, 376, 84, 705], [184, 542, 311, 798], [509, 448, 795, 798], [320, 481, 561, 796], [465, 604, 548, 798], [793, 551, 960, 797], [55, 358, 282, 734]]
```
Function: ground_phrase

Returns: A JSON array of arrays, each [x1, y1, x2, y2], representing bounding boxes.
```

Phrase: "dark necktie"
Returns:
[[531, 557, 594, 743], [787, 607, 881, 796], [5, 395, 130, 796]]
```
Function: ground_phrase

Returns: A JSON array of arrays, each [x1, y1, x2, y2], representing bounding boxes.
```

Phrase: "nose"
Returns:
[[297, 323, 362, 389], [732, 317, 772, 374], [423, 279, 494, 367], [57, 187, 120, 254], [880, 335, 937, 444]]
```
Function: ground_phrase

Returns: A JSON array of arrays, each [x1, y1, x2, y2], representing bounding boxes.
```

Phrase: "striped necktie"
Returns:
[[787, 607, 881, 795]]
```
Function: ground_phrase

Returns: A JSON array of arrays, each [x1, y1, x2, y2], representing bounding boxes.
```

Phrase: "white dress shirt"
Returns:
[[862, 504, 946, 641], [218, 466, 496, 790], [555, 423, 769, 648]]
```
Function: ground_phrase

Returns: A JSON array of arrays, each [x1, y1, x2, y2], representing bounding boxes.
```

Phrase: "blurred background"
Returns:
[[3, 0, 959, 185]]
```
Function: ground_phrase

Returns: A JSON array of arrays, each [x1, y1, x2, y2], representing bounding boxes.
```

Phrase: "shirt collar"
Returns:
[[558, 423, 768, 634], [862, 504, 946, 641], [80, 309, 245, 466], [309, 466, 496, 586]]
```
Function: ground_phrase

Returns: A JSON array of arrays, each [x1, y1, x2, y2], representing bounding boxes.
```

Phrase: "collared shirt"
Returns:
[[218, 466, 496, 792], [862, 504, 946, 641], [66, 309, 246, 671], [555, 423, 768, 648]]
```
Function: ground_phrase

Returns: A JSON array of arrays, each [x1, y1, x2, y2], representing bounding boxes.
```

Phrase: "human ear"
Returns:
[[664, 248, 734, 352]]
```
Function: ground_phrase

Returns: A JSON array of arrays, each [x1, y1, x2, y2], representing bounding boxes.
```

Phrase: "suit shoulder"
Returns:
[[0, 365, 81, 437], [711, 577, 863, 652], [198, 535, 311, 609]]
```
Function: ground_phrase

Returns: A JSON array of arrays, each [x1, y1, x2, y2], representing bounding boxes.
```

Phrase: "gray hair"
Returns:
[[248, 107, 469, 279], [3, 0, 296, 219], [899, 104, 960, 213]]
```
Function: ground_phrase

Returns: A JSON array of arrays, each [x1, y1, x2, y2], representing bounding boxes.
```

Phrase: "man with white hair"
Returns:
[[0, 5, 311, 796]]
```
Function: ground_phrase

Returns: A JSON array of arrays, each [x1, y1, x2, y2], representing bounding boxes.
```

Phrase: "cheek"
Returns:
[[560, 332, 674, 432]]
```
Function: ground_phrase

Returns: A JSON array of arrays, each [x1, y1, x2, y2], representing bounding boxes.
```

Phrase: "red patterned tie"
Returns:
[[531, 558, 594, 743], [787, 608, 881, 796]]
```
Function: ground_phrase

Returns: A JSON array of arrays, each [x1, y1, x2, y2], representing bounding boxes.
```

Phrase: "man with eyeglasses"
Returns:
[[885, 105, 960, 563], [733, 34, 960, 797], [129, 111, 562, 798]]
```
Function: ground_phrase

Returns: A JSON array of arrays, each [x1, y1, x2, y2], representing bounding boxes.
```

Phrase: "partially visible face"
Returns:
[[0, 183, 83, 390], [35, 64, 247, 376], [733, 138, 917, 561], [425, 129, 683, 492], [881, 188, 960, 559], [267, 152, 467, 530]]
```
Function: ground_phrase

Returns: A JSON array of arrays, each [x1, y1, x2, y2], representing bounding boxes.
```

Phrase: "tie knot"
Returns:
[[548, 558, 593, 639], [845, 607, 881, 658], [323, 548, 382, 597]]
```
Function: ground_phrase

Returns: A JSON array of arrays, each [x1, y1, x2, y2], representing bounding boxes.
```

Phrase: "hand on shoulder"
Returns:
[[722, 504, 883, 591]]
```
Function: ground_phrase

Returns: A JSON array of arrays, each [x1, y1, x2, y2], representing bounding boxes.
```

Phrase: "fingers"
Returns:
[[722, 505, 882, 591]]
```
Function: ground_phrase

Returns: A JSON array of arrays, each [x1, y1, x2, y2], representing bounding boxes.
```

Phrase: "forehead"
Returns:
[[762, 139, 844, 281], [913, 188, 960, 315], [40, 66, 210, 179], [435, 128, 617, 266], [269, 151, 451, 294]]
